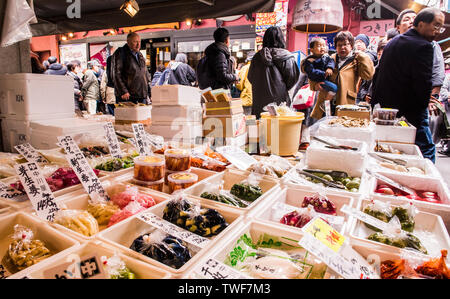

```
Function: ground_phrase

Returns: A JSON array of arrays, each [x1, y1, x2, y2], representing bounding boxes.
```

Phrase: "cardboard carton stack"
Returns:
[[150, 85, 203, 144], [202, 89, 247, 149]]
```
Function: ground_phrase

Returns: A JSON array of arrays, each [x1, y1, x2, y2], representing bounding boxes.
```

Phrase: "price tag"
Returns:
[[14, 162, 60, 222], [0, 181, 28, 202], [325, 100, 331, 117], [103, 122, 123, 159], [43, 254, 107, 279], [398, 121, 409, 127], [132, 124, 152, 156], [193, 258, 251, 279], [340, 204, 388, 232], [302, 217, 345, 252], [216, 146, 257, 171], [0, 263, 12, 279], [138, 212, 210, 249], [14, 143, 49, 164], [57, 136, 108, 203]]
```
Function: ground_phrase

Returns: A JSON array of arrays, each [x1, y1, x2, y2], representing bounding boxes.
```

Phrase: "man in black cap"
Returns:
[[44, 56, 67, 76]]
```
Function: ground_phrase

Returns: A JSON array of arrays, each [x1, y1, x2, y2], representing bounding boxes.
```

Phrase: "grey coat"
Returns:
[[82, 70, 100, 102]]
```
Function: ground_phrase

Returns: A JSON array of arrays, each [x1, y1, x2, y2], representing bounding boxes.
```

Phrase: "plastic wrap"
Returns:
[[2, 225, 52, 273], [109, 185, 156, 209], [230, 174, 263, 202], [263, 102, 297, 116], [280, 205, 318, 229], [162, 197, 228, 237], [87, 201, 120, 226], [301, 193, 337, 215], [95, 154, 138, 172], [200, 181, 251, 208], [54, 209, 99, 237], [101, 254, 136, 279], [247, 155, 293, 178], [130, 230, 192, 269], [108, 201, 146, 227]]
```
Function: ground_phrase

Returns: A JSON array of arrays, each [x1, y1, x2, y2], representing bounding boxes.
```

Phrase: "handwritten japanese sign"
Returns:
[[14, 143, 49, 164], [138, 212, 210, 249], [43, 254, 106, 279], [0, 181, 28, 202], [360, 19, 395, 37], [57, 135, 108, 203], [14, 162, 60, 222], [193, 258, 251, 279], [132, 124, 152, 156], [103, 122, 123, 159]]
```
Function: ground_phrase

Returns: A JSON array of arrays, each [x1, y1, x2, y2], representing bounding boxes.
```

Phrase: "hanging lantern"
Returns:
[[292, 0, 344, 33]]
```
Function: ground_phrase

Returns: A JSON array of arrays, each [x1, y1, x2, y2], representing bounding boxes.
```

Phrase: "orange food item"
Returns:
[[380, 260, 406, 279], [415, 250, 450, 279]]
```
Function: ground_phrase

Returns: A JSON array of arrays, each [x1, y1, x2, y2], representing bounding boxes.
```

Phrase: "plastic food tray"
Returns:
[[372, 142, 423, 159], [348, 197, 450, 258], [369, 155, 442, 179], [182, 168, 280, 215], [46, 181, 172, 242], [367, 170, 450, 229], [317, 120, 376, 147], [97, 196, 243, 277], [12, 240, 172, 279], [240, 155, 300, 181], [1, 212, 79, 279], [183, 219, 332, 279], [249, 186, 355, 235]]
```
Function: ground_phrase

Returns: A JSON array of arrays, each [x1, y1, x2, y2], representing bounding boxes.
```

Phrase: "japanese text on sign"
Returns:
[[14, 162, 60, 222], [103, 122, 123, 159], [57, 135, 108, 202], [0, 181, 28, 202], [138, 212, 210, 249], [360, 19, 395, 36], [132, 124, 152, 156], [14, 143, 49, 164], [43, 254, 106, 279], [194, 258, 251, 279]]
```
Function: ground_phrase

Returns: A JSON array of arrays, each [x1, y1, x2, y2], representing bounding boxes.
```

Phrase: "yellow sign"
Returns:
[[398, 121, 409, 127], [303, 217, 345, 253]]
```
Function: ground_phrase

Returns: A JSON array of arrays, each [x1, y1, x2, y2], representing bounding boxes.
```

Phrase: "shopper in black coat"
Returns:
[[248, 26, 300, 118], [165, 53, 196, 86], [197, 28, 237, 90]]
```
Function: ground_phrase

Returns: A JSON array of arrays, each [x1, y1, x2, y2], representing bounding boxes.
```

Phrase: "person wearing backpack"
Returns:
[[197, 27, 238, 90], [158, 53, 196, 86]]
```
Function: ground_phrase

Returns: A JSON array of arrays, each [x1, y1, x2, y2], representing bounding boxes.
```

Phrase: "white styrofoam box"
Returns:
[[97, 196, 243, 277], [1, 212, 79, 279], [372, 141, 423, 159], [249, 185, 355, 235], [183, 168, 280, 215], [149, 122, 202, 142], [0, 74, 75, 118], [115, 106, 152, 121], [367, 171, 450, 229], [369, 155, 442, 179], [12, 240, 173, 279], [349, 197, 450, 258], [317, 120, 376, 147], [375, 124, 416, 144], [306, 138, 368, 178], [1, 118, 31, 152], [151, 105, 203, 123], [151, 85, 201, 106]]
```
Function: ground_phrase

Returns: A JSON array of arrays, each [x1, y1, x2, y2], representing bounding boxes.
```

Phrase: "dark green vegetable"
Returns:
[[95, 154, 138, 172], [230, 183, 263, 202], [368, 232, 427, 254], [392, 207, 415, 233], [200, 192, 249, 208], [363, 207, 391, 232]]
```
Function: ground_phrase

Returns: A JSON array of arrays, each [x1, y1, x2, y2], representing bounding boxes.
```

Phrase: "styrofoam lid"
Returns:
[[30, 118, 107, 134], [0, 73, 73, 82]]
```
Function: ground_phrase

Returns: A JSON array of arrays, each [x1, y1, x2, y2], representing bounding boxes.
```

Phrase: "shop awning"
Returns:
[[30, 0, 275, 36]]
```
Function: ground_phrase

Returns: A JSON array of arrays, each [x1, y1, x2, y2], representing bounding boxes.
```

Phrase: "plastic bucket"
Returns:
[[260, 112, 305, 156]]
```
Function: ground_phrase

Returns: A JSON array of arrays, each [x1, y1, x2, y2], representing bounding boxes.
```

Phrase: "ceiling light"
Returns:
[[61, 35, 68, 41], [68, 32, 74, 38], [186, 19, 192, 26], [121, 0, 140, 17]]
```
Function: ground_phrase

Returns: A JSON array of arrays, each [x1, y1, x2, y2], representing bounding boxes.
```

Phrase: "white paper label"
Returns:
[[103, 122, 123, 159], [193, 258, 251, 279], [132, 124, 152, 156], [0, 181, 28, 202], [14, 143, 49, 164], [57, 136, 108, 203], [43, 254, 107, 279], [14, 162, 60, 222], [216, 146, 257, 171], [340, 204, 388, 232], [138, 212, 210, 249]]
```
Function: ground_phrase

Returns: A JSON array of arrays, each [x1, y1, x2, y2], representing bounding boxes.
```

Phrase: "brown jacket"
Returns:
[[310, 51, 375, 119]]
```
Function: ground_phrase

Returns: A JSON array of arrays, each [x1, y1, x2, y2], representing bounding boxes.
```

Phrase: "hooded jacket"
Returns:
[[248, 47, 300, 117], [82, 69, 100, 102], [159, 62, 196, 86], [197, 42, 236, 90], [45, 63, 67, 76]]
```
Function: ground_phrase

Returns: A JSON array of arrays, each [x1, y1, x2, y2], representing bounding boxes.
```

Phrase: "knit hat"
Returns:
[[355, 34, 370, 47]]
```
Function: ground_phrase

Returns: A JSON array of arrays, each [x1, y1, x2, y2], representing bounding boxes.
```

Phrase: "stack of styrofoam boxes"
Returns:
[[114, 105, 152, 132], [150, 85, 203, 144], [0, 74, 76, 152]]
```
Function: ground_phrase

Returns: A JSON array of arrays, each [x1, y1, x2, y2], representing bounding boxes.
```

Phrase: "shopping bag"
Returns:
[[292, 84, 315, 110]]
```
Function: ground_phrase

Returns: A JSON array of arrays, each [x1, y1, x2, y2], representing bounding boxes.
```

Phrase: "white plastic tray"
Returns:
[[317, 120, 376, 147], [372, 141, 423, 159], [97, 196, 243, 277], [368, 155, 442, 179]]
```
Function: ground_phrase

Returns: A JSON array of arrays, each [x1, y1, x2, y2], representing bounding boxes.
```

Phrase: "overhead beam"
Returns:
[[198, 0, 215, 6]]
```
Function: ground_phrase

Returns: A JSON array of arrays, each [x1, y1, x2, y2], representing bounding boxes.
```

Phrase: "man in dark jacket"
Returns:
[[112, 32, 151, 104], [372, 8, 445, 163], [66, 60, 83, 112], [197, 28, 238, 90], [45, 56, 67, 76], [248, 26, 300, 118], [159, 53, 196, 86]]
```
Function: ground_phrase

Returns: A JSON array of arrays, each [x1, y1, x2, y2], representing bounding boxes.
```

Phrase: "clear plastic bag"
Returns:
[[230, 173, 264, 202], [263, 102, 297, 116], [1, 0, 35, 47], [199, 181, 250, 208], [279, 205, 318, 229], [54, 209, 99, 237], [108, 200, 146, 227], [101, 253, 136, 279]]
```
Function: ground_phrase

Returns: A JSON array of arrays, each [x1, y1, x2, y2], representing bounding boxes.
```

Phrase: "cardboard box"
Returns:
[[336, 109, 370, 120], [205, 99, 243, 116], [203, 114, 247, 138], [151, 85, 201, 106]]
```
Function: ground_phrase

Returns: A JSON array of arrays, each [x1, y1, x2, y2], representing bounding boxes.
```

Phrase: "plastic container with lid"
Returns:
[[165, 168, 191, 184], [374, 118, 397, 126], [165, 149, 191, 171], [168, 172, 198, 194], [133, 156, 165, 182], [373, 108, 399, 120], [131, 178, 164, 192]]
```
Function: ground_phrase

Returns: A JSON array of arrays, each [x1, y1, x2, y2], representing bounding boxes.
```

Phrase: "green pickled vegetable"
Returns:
[[392, 207, 415, 232], [363, 207, 391, 232], [230, 183, 263, 202], [200, 192, 249, 208], [95, 154, 138, 172], [110, 267, 136, 279], [367, 232, 427, 254]]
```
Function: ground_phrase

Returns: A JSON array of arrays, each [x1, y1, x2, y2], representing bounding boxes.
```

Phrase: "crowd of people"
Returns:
[[30, 8, 450, 162]]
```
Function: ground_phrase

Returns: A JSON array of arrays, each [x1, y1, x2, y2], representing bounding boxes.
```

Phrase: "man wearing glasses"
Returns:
[[372, 8, 446, 163]]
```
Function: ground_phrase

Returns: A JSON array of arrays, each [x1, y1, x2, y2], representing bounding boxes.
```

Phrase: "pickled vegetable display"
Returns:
[[101, 255, 136, 279], [363, 200, 415, 232], [133, 156, 165, 182], [200, 192, 250, 208], [165, 149, 191, 171], [301, 172, 361, 193], [95, 154, 138, 172], [230, 183, 263, 202], [301, 194, 337, 215], [167, 172, 198, 194], [368, 232, 427, 254], [54, 209, 99, 237], [132, 178, 164, 192]]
